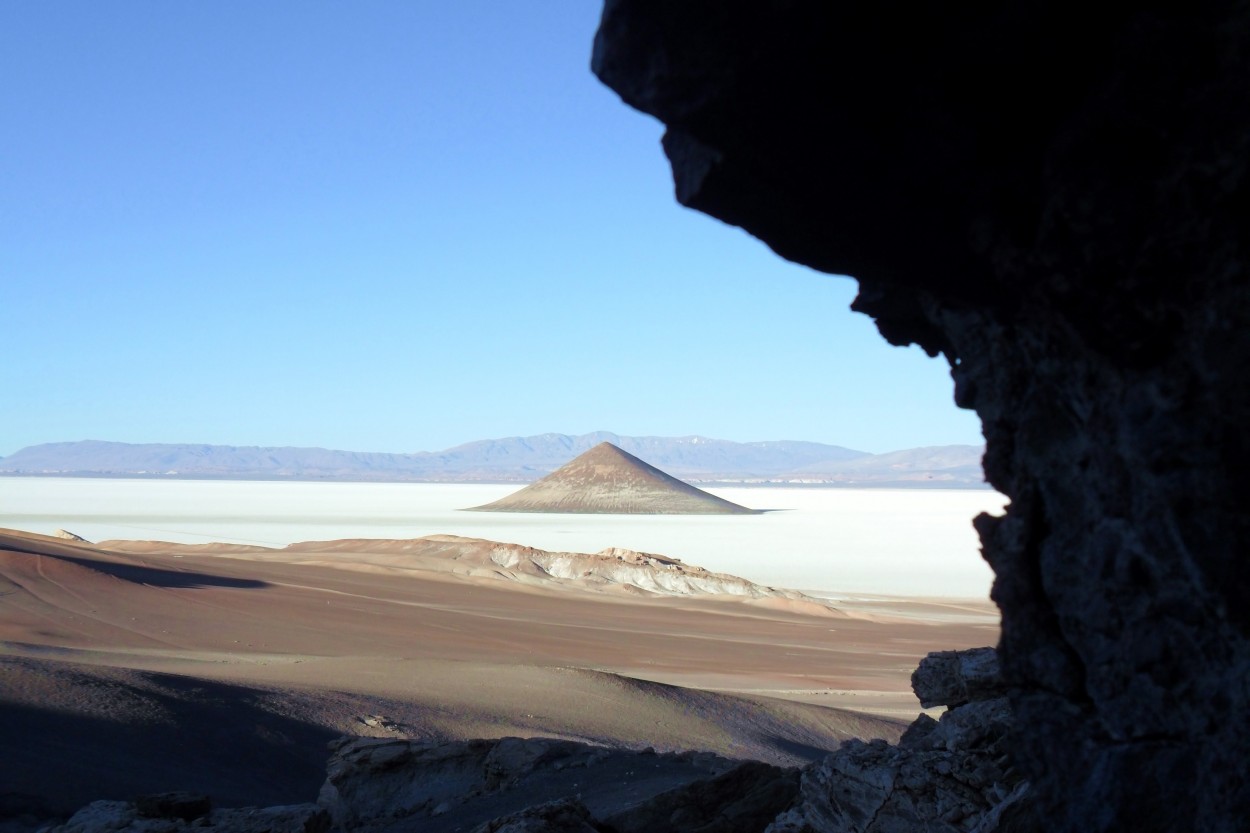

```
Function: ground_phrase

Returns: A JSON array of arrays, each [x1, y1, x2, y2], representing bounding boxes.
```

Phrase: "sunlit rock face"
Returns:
[[593, 3, 1250, 830]]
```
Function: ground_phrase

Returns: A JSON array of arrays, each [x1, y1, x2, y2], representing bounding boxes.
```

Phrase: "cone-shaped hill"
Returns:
[[466, 442, 760, 515]]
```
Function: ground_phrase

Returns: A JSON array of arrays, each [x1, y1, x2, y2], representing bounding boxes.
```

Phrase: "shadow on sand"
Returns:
[[0, 658, 336, 824], [51, 554, 269, 589]]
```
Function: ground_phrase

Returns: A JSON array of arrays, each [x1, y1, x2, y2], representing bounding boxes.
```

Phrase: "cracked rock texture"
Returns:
[[40, 739, 784, 833], [44, 799, 328, 833], [317, 736, 792, 833], [593, 2, 1250, 830], [767, 648, 1029, 833], [912, 648, 1006, 710]]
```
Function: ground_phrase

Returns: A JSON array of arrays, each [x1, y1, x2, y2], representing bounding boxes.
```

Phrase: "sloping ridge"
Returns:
[[259, 534, 833, 610], [0, 528, 270, 652], [465, 442, 759, 515]]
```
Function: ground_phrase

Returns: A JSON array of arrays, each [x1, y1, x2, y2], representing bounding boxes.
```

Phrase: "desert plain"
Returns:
[[0, 518, 997, 821]]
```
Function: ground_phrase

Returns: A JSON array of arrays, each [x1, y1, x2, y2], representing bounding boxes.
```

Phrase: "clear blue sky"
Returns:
[[0, 2, 982, 458]]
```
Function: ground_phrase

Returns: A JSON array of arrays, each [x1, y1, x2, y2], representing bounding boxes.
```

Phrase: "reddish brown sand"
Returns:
[[0, 527, 997, 816]]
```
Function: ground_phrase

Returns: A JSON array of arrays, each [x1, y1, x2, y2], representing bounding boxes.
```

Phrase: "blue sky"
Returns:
[[0, 3, 982, 457]]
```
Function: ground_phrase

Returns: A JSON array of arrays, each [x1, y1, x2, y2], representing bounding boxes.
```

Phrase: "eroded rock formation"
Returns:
[[767, 647, 1028, 833], [45, 738, 798, 833], [592, 3, 1250, 830]]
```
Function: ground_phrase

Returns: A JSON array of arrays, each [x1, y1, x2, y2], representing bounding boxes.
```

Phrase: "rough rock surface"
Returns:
[[592, 2, 1250, 830], [42, 799, 328, 833], [131, 794, 211, 823], [52, 529, 89, 543], [40, 737, 803, 833], [767, 648, 1028, 833], [911, 647, 1005, 710], [468, 799, 607, 833], [317, 735, 781, 832], [462, 536, 830, 604], [604, 761, 799, 833]]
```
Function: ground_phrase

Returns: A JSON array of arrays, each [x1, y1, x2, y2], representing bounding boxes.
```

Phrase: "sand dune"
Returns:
[[0, 526, 997, 818]]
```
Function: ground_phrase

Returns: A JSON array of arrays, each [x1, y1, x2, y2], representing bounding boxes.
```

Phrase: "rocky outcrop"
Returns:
[[237, 533, 837, 604], [467, 799, 606, 833], [592, 2, 1250, 830], [43, 796, 328, 833], [468, 441, 760, 514], [316, 736, 783, 832], [476, 538, 831, 604], [52, 529, 89, 543], [767, 647, 1029, 833], [39, 737, 797, 833], [911, 648, 1006, 709], [603, 761, 800, 833]]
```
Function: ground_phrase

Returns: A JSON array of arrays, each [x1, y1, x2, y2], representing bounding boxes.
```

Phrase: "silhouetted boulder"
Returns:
[[470, 799, 608, 833], [911, 647, 1005, 709], [766, 648, 1029, 833], [43, 800, 328, 833], [605, 761, 800, 833], [316, 736, 747, 831], [132, 792, 210, 822], [592, 2, 1250, 829]]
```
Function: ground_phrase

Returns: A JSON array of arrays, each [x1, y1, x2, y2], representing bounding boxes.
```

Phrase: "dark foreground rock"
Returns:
[[318, 736, 803, 833], [911, 648, 1005, 710], [42, 737, 796, 833], [468, 799, 605, 833], [42, 649, 1029, 833], [591, 2, 1250, 830], [45, 800, 328, 833], [603, 761, 799, 833], [768, 648, 1031, 833]]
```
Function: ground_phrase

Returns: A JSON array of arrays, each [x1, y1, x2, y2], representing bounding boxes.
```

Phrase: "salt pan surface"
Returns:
[[0, 478, 1004, 597]]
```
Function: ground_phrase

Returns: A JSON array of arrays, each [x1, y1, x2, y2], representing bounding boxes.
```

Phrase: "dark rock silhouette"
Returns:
[[592, 2, 1250, 830], [132, 793, 211, 822], [470, 799, 606, 833], [467, 441, 760, 514], [44, 799, 329, 833], [767, 646, 1029, 833], [911, 647, 1006, 709], [315, 736, 780, 832], [605, 761, 799, 833]]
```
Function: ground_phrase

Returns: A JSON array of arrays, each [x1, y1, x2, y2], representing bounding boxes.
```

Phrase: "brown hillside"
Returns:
[[465, 442, 760, 514]]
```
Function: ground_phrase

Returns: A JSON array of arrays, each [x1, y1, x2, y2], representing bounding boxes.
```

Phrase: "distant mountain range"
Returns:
[[0, 432, 987, 487]]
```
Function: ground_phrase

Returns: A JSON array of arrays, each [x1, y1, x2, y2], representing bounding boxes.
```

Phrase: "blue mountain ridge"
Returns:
[[0, 433, 986, 486]]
